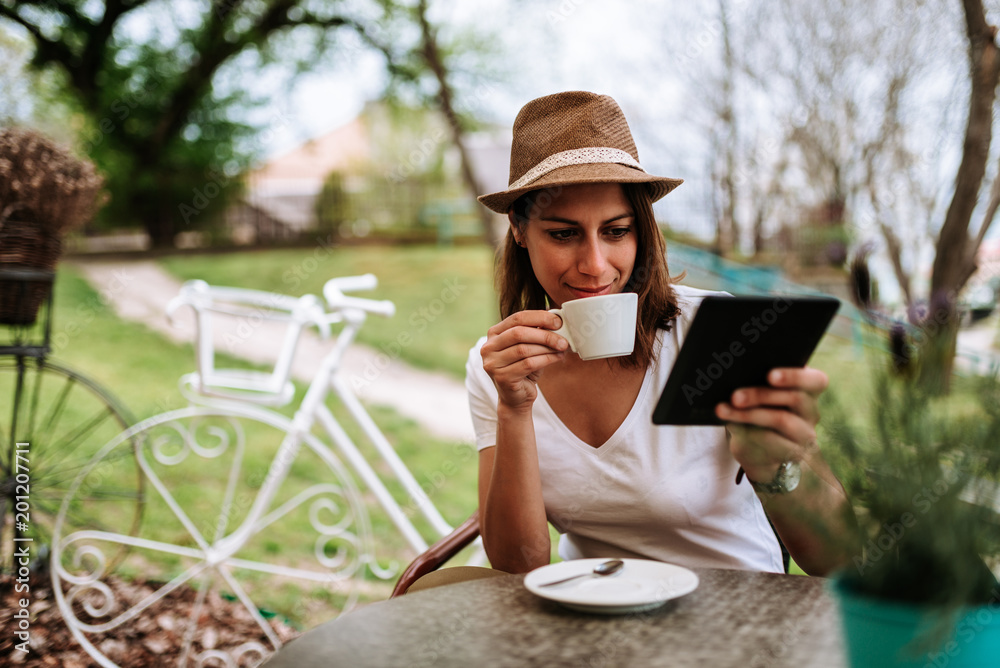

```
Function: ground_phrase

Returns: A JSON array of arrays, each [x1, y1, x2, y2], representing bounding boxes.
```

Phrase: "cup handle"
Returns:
[[548, 308, 576, 352]]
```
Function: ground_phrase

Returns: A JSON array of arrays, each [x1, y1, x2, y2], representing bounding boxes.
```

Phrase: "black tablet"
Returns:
[[652, 294, 840, 426]]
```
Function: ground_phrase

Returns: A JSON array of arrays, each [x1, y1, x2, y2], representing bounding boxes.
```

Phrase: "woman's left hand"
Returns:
[[715, 367, 829, 484]]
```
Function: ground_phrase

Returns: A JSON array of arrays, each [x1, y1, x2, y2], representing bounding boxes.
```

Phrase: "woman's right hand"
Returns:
[[481, 310, 568, 411]]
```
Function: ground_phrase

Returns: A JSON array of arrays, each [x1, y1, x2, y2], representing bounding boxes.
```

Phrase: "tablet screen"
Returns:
[[652, 295, 840, 426]]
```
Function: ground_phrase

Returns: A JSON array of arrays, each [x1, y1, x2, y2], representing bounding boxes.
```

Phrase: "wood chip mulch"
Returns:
[[0, 573, 301, 667]]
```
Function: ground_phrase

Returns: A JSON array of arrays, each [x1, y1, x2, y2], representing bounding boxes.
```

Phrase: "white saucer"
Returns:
[[523, 558, 699, 614]]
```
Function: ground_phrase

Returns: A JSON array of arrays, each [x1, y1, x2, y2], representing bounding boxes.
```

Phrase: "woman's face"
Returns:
[[511, 182, 637, 309]]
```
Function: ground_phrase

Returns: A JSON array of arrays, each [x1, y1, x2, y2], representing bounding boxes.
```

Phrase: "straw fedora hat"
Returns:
[[478, 91, 683, 214]]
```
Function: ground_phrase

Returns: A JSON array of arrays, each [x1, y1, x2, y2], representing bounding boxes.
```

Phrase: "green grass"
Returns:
[[160, 245, 499, 379]]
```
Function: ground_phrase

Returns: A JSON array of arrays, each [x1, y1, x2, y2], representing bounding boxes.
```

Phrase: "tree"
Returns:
[[1, 0, 499, 248], [709, 0, 738, 257], [922, 0, 1000, 387], [731, 0, 999, 387], [351, 0, 506, 249], [414, 0, 501, 248], [0, 0, 387, 246], [0, 25, 75, 140]]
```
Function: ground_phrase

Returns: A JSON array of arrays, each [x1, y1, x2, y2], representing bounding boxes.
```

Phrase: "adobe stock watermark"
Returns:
[[578, 577, 696, 668], [922, 592, 1000, 668], [410, 612, 473, 668], [220, 290, 297, 354], [382, 127, 449, 184], [749, 617, 808, 668], [546, 0, 587, 26], [281, 233, 339, 290], [178, 109, 292, 225], [680, 295, 794, 406], [853, 476, 953, 577], [11, 441, 33, 656], [675, 0, 750, 65], [382, 81, 497, 184], [82, 75, 163, 154], [516, 457, 634, 566], [349, 277, 467, 391]]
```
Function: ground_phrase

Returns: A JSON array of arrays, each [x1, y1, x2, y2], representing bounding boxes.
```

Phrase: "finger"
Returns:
[[492, 310, 564, 334], [492, 328, 570, 356], [716, 403, 816, 446], [766, 367, 829, 395], [725, 424, 803, 477], [494, 351, 566, 380], [729, 388, 818, 420], [491, 342, 569, 370], [726, 423, 799, 464], [485, 327, 569, 360]]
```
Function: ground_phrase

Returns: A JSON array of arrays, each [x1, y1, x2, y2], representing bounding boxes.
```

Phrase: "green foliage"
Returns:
[[0, 27, 76, 136], [0, 1, 286, 244], [822, 354, 1000, 611], [71, 33, 260, 238], [0, 0, 507, 248]]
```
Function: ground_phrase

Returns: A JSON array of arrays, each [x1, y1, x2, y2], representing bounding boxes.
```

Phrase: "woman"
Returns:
[[467, 91, 855, 577]]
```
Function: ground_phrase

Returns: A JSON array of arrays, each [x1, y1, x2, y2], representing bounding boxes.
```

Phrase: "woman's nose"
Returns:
[[578, 238, 608, 275]]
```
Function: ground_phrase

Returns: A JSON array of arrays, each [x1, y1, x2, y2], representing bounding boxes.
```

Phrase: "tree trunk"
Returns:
[[716, 0, 738, 257], [416, 0, 501, 249], [137, 181, 177, 249], [922, 0, 1000, 391]]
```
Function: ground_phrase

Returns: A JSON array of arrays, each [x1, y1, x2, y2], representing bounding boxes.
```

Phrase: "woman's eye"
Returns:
[[606, 227, 632, 239], [548, 229, 576, 241]]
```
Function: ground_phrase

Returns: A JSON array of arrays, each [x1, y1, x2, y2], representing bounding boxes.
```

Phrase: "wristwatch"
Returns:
[[747, 460, 802, 495]]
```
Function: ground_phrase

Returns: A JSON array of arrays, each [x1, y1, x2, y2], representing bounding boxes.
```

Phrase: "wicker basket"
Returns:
[[0, 218, 62, 325]]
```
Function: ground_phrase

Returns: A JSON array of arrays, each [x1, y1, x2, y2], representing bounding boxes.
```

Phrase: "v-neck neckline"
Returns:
[[535, 364, 654, 453]]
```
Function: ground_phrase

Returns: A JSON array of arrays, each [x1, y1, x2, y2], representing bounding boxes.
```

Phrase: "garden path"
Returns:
[[69, 258, 476, 443]]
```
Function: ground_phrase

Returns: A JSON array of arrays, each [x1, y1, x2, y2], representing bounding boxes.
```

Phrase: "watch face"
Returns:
[[777, 461, 802, 493]]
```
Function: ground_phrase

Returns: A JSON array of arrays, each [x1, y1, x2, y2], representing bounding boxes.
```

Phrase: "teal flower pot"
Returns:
[[830, 576, 1000, 667]]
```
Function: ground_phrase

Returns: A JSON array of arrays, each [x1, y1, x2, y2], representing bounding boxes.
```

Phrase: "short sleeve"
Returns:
[[465, 335, 499, 451]]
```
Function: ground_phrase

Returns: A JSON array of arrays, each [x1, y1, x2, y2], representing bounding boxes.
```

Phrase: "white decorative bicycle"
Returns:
[[51, 274, 480, 668]]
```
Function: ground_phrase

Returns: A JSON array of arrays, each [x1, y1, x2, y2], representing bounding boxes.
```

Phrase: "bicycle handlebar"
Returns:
[[326, 273, 379, 293], [166, 280, 332, 338], [323, 274, 396, 318]]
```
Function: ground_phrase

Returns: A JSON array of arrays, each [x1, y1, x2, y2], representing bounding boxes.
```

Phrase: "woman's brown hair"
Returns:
[[496, 182, 682, 369]]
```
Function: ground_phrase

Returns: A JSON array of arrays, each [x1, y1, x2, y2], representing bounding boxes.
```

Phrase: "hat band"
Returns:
[[508, 147, 645, 190]]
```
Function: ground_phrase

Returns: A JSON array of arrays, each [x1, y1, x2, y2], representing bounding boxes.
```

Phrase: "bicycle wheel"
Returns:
[[0, 356, 140, 573], [52, 406, 395, 668]]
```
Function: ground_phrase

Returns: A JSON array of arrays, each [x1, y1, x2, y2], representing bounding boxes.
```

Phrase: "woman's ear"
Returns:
[[508, 211, 525, 247]]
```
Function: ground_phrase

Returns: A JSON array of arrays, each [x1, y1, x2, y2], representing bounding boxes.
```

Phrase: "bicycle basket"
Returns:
[[0, 219, 62, 325], [168, 281, 329, 407]]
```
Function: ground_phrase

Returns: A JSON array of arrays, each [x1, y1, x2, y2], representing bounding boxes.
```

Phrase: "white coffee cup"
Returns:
[[548, 292, 638, 360]]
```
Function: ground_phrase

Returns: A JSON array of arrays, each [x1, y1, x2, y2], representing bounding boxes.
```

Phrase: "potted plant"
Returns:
[[821, 252, 1000, 667], [0, 127, 104, 325]]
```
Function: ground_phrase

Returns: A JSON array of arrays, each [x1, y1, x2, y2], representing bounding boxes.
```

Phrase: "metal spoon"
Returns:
[[538, 559, 625, 587]]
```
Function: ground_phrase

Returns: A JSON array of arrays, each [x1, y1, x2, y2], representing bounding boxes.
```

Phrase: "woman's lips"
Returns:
[[566, 285, 613, 299]]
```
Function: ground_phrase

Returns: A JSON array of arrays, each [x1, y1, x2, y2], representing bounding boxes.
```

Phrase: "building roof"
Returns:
[[249, 116, 370, 196]]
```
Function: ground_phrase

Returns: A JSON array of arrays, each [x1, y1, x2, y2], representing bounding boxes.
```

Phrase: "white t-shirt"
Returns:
[[466, 284, 784, 573]]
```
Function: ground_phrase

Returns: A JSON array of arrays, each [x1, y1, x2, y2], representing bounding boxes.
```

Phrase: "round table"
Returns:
[[263, 568, 847, 667]]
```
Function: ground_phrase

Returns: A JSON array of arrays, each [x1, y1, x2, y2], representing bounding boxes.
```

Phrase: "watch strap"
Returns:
[[741, 461, 801, 494]]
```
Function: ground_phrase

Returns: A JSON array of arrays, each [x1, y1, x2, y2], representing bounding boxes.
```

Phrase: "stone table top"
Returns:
[[263, 567, 847, 667]]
